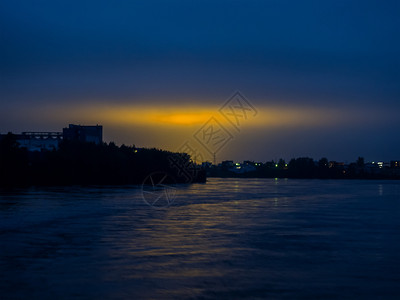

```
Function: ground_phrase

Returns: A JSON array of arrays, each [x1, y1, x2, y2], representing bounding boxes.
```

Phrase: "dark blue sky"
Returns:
[[1, 0, 399, 162]]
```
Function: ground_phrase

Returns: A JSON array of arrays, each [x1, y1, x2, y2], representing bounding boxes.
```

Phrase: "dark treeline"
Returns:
[[208, 157, 400, 179], [0, 133, 205, 187]]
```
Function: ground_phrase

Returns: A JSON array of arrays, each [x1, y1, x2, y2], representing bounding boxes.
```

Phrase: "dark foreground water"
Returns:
[[1, 178, 400, 299]]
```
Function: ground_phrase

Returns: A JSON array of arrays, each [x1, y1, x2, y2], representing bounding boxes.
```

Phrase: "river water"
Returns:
[[1, 178, 400, 299]]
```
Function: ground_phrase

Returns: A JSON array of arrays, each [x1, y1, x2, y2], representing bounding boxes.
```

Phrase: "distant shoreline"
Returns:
[[208, 175, 400, 181], [206, 157, 400, 181]]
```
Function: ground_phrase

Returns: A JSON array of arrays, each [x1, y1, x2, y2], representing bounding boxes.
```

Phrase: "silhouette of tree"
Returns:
[[0, 137, 205, 187], [278, 158, 286, 169], [288, 157, 316, 178], [0, 133, 29, 186]]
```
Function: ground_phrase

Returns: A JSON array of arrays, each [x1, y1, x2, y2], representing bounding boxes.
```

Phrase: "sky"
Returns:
[[1, 0, 399, 163]]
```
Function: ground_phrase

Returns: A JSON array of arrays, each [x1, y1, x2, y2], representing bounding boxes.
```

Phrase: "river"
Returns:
[[1, 178, 400, 299]]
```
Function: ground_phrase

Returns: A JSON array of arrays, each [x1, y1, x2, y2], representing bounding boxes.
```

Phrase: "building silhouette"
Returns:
[[13, 132, 62, 152], [0, 124, 103, 151], [63, 124, 103, 145]]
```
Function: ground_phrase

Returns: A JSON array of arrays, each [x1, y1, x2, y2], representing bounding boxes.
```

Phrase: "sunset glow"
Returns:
[[24, 103, 389, 130], [4, 100, 396, 162]]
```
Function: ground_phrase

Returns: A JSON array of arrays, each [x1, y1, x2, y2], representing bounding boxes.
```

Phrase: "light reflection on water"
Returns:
[[1, 178, 400, 299]]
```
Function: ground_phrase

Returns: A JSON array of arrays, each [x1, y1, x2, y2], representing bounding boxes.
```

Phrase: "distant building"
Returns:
[[390, 161, 400, 168], [365, 162, 380, 172], [329, 161, 345, 168], [220, 160, 234, 168], [243, 160, 255, 166], [229, 162, 256, 174], [378, 161, 390, 168], [201, 161, 213, 169], [0, 124, 103, 152], [63, 124, 103, 145]]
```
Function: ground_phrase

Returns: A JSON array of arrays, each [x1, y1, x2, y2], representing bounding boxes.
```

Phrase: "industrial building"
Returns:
[[0, 124, 103, 151], [62, 124, 103, 145], [13, 132, 62, 152]]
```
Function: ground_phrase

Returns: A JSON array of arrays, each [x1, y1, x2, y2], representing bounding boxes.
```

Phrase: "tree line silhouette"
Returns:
[[0, 133, 205, 187], [208, 157, 400, 179]]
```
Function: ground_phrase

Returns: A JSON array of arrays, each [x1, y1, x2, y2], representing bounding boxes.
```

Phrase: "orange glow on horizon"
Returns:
[[157, 114, 205, 125], [5, 100, 398, 162], [19, 101, 379, 130], [63, 104, 344, 129], [86, 106, 221, 126]]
